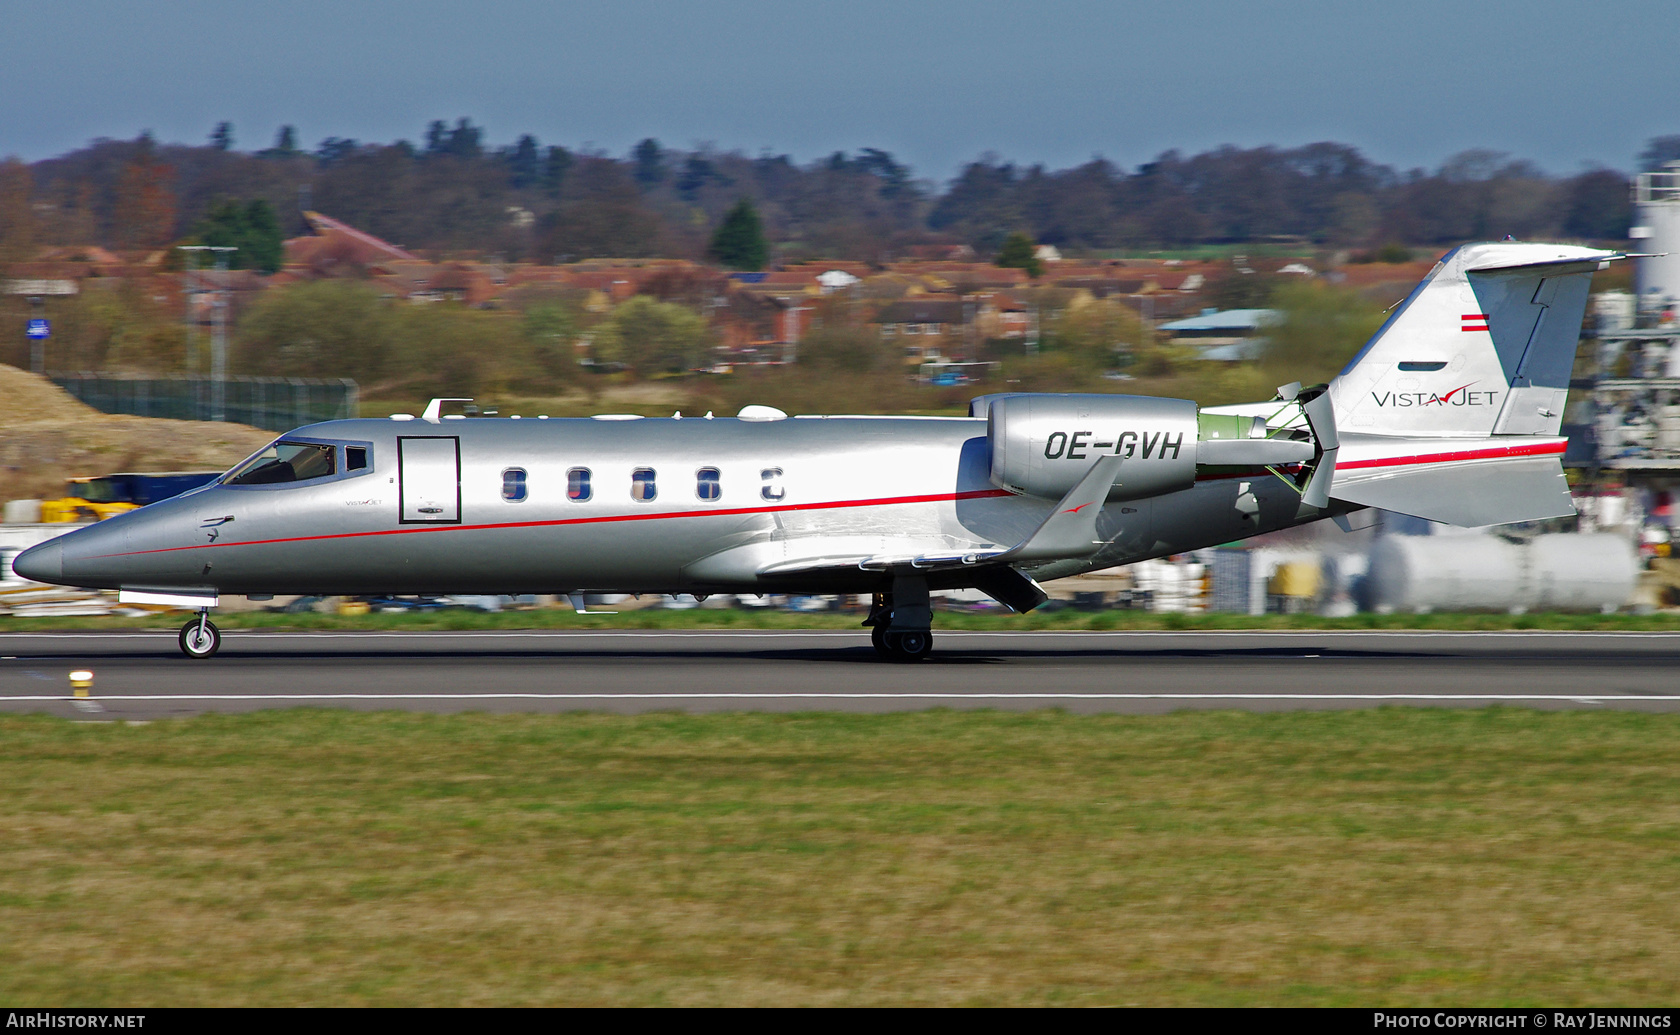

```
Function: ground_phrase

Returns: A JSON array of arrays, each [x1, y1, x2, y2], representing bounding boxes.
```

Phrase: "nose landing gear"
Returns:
[[179, 610, 221, 659]]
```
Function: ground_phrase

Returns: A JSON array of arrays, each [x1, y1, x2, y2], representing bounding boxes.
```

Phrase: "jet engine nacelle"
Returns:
[[982, 393, 1200, 501]]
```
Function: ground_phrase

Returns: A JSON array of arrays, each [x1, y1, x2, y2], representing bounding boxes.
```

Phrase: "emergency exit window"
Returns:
[[631, 468, 657, 502], [502, 468, 528, 502], [567, 467, 591, 502], [761, 467, 785, 501], [346, 446, 368, 471], [696, 467, 721, 501]]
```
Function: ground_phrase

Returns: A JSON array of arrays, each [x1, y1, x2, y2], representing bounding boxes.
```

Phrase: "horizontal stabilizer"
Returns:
[[1466, 256, 1616, 275], [1332, 456, 1574, 527]]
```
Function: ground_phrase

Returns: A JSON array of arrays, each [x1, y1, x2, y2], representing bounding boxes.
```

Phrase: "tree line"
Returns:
[[6, 124, 1674, 267]]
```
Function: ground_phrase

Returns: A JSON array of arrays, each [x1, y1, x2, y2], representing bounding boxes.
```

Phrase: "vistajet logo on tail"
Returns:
[[1371, 383, 1499, 408]]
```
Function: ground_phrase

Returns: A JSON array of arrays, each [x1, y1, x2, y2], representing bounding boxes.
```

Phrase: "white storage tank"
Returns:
[[3, 500, 42, 524], [1526, 534, 1639, 611], [1369, 535, 1529, 612], [1368, 534, 1637, 613]]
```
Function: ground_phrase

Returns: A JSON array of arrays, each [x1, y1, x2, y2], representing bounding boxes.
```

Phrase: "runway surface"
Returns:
[[3, 629, 1680, 718]]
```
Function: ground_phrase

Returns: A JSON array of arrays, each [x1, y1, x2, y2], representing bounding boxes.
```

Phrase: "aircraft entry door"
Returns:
[[398, 436, 461, 523]]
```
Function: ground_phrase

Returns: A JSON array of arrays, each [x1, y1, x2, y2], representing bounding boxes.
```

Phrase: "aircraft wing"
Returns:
[[756, 454, 1124, 580]]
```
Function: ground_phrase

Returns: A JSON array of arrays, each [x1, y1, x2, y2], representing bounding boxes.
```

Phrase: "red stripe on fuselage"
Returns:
[[1337, 439, 1563, 471], [90, 441, 1569, 561], [1194, 440, 1564, 481], [91, 488, 1016, 559]]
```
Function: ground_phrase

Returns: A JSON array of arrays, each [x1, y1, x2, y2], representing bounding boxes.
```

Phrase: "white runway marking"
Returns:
[[3, 692, 1672, 703], [8, 630, 1680, 640]]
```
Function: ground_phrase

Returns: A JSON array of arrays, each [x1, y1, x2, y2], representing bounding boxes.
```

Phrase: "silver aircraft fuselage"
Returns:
[[12, 241, 1616, 660], [21, 413, 1305, 598]]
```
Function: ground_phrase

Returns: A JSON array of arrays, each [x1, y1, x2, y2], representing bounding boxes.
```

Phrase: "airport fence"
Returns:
[[49, 373, 359, 431]]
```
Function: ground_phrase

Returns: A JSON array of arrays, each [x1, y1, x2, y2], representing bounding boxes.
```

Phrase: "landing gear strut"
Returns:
[[179, 610, 221, 659], [864, 578, 935, 662]]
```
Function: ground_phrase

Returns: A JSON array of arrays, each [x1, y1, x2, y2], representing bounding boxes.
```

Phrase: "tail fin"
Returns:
[[1329, 243, 1623, 438]]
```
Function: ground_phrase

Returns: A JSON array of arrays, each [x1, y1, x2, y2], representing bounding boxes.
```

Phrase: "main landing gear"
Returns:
[[872, 625, 932, 661], [865, 576, 935, 662], [179, 610, 221, 659]]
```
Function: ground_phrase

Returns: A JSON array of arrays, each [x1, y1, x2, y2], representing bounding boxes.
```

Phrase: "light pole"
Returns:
[[177, 245, 236, 420], [26, 295, 47, 374]]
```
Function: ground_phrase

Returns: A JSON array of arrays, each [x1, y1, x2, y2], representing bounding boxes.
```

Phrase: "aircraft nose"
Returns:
[[13, 539, 63, 584]]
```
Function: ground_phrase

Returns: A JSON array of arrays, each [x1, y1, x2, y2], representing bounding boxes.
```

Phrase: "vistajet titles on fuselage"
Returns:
[[15, 243, 1622, 659]]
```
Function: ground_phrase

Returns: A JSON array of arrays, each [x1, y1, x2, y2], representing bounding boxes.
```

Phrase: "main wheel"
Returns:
[[179, 618, 221, 659], [871, 625, 890, 658], [887, 628, 932, 662]]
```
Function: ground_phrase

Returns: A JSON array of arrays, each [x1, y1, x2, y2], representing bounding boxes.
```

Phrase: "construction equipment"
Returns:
[[40, 472, 222, 523]]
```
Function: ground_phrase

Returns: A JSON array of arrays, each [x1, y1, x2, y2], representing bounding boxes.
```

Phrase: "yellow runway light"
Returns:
[[68, 670, 93, 698]]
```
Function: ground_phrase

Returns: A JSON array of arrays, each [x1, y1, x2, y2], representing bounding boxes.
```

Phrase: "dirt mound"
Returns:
[[0, 365, 275, 504], [0, 365, 104, 426]]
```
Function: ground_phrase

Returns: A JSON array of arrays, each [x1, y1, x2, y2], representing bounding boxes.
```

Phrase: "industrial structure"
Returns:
[[1562, 162, 1680, 588]]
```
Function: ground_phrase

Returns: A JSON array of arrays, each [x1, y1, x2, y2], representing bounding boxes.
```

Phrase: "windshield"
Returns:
[[224, 441, 337, 485], [72, 478, 119, 503]]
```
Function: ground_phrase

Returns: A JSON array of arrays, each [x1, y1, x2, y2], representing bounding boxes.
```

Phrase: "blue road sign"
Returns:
[[26, 319, 50, 340]]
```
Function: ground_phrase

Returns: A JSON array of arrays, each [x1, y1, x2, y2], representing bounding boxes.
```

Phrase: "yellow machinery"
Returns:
[[40, 472, 222, 523]]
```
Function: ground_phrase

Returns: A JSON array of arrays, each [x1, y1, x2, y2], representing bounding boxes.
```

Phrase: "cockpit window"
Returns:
[[224, 441, 338, 485]]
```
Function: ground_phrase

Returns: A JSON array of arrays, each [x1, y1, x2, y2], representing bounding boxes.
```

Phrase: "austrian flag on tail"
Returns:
[[1461, 313, 1490, 332]]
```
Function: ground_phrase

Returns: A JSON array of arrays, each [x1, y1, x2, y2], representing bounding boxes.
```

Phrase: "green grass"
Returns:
[[1, 709, 1678, 1005], [8, 608, 1680, 633]]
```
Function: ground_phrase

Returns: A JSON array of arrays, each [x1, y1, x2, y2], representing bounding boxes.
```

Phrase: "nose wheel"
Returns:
[[179, 614, 221, 659]]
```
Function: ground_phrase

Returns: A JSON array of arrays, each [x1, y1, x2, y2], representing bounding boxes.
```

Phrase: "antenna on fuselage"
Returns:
[[567, 593, 617, 615], [421, 398, 474, 423]]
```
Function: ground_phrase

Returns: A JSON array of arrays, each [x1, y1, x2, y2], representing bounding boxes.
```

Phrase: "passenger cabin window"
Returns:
[[631, 468, 657, 502], [761, 467, 785, 501], [567, 467, 591, 502], [346, 446, 368, 471], [225, 441, 337, 485], [696, 467, 721, 501], [502, 468, 528, 502]]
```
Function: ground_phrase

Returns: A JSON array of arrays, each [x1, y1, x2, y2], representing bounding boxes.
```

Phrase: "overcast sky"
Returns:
[[3, 0, 1677, 181]]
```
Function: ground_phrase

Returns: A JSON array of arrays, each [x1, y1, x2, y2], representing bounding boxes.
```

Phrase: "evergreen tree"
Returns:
[[242, 199, 283, 272], [446, 118, 482, 159], [1639, 135, 1680, 172], [193, 198, 284, 273], [508, 134, 540, 188], [425, 120, 448, 155], [210, 122, 234, 151], [543, 145, 573, 196], [315, 137, 358, 166], [274, 125, 297, 154], [632, 138, 664, 186], [994, 231, 1042, 278], [708, 198, 767, 271], [676, 155, 713, 202]]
